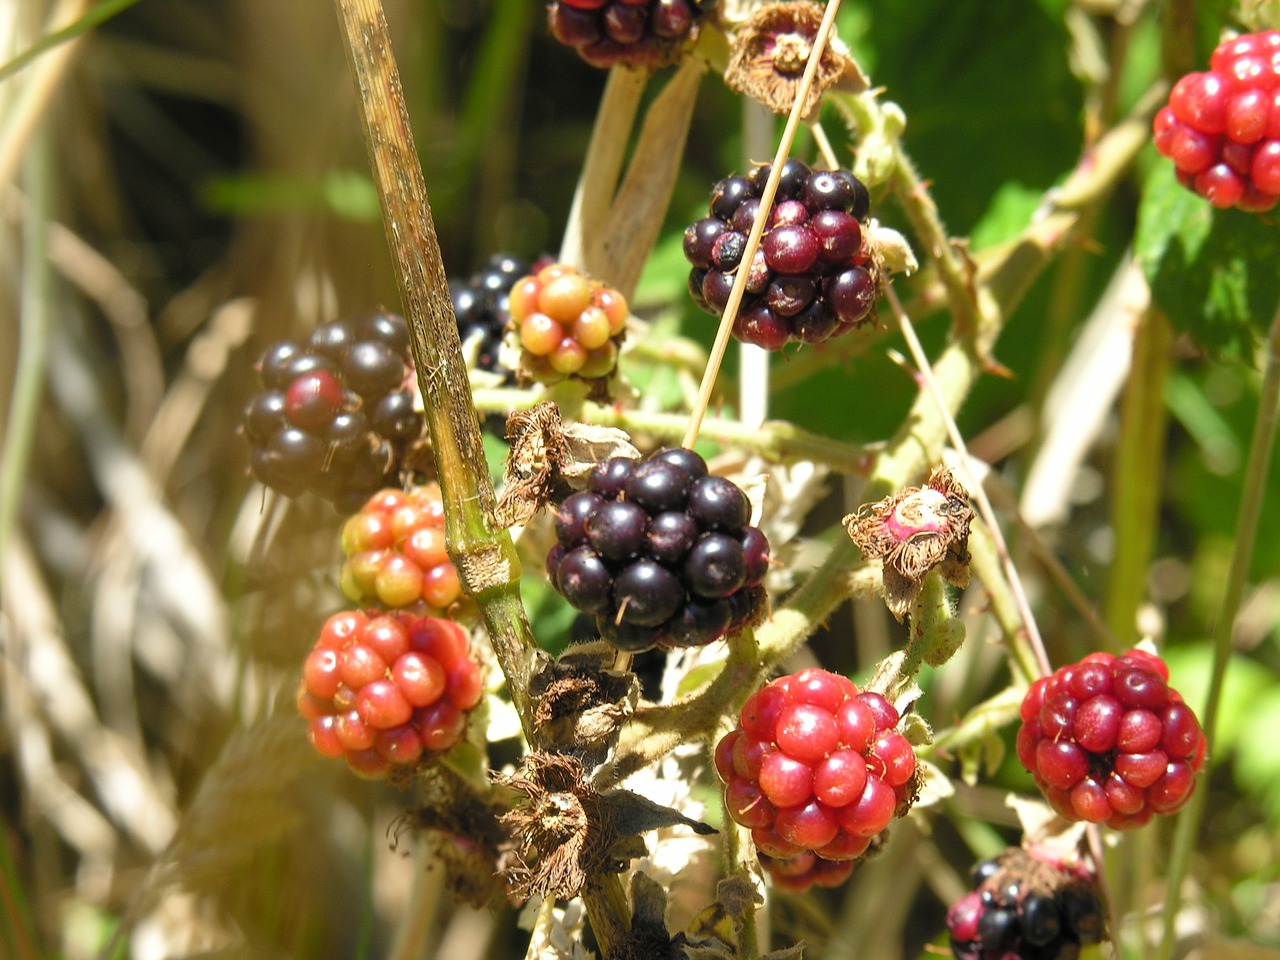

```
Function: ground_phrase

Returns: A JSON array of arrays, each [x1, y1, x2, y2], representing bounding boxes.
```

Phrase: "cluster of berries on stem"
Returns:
[[1153, 29, 1280, 210], [715, 667, 918, 887], [946, 847, 1105, 960], [1016, 648, 1206, 829], [339, 485, 466, 616], [547, 0, 714, 69], [451, 253, 537, 380], [547, 447, 769, 652], [297, 610, 483, 779], [684, 158, 880, 349], [243, 312, 422, 511]]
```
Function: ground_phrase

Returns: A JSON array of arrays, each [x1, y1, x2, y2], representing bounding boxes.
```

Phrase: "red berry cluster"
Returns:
[[947, 847, 1104, 960], [1016, 648, 1206, 829], [339, 486, 465, 615], [1153, 29, 1280, 211], [297, 609, 483, 779], [506, 263, 628, 386], [684, 158, 880, 349], [243, 312, 422, 511], [714, 668, 917, 873], [758, 850, 854, 892], [548, 0, 713, 69]]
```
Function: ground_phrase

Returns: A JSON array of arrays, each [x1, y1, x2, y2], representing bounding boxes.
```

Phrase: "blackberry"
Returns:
[[548, 0, 716, 69], [947, 847, 1105, 960], [547, 448, 769, 653], [505, 262, 629, 390], [297, 609, 484, 779], [1016, 648, 1207, 829], [1153, 29, 1280, 211], [243, 312, 423, 510], [451, 253, 535, 379], [683, 158, 881, 349], [714, 668, 918, 868], [758, 850, 855, 892]]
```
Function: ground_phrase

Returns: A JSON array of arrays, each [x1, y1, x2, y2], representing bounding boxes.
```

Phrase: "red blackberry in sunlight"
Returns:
[[547, 447, 769, 653], [243, 312, 424, 511], [297, 609, 483, 779], [1152, 29, 1280, 211], [504, 262, 629, 390], [547, 0, 715, 69], [947, 847, 1105, 960], [758, 850, 855, 892], [683, 158, 881, 349], [1016, 648, 1207, 829], [339, 484, 470, 617], [714, 668, 919, 868]]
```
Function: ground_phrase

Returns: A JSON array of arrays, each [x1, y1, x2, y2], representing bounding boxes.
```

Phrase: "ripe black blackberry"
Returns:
[[683, 158, 881, 350], [548, 0, 715, 69], [451, 254, 531, 380], [243, 312, 424, 511], [947, 847, 1105, 960], [546, 448, 770, 653]]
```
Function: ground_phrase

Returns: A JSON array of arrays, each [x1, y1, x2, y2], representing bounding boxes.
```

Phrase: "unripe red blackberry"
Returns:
[[339, 484, 469, 617], [243, 312, 423, 511], [1152, 29, 1280, 211], [505, 262, 628, 388], [1016, 648, 1207, 829], [297, 609, 483, 778], [714, 668, 918, 869], [947, 847, 1104, 960], [758, 850, 855, 892], [547, 447, 769, 652], [548, 0, 715, 69], [684, 158, 881, 349]]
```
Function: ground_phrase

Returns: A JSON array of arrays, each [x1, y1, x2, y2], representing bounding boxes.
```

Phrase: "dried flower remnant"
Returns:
[[844, 465, 973, 620], [529, 646, 639, 762], [724, 1, 868, 118]]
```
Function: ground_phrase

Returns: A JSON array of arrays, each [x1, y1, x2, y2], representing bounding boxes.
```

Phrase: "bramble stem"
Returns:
[[334, 0, 538, 736], [1156, 298, 1280, 960]]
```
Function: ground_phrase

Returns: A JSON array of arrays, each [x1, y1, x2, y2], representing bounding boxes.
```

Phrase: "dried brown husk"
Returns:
[[530, 645, 640, 762], [724, 1, 868, 118]]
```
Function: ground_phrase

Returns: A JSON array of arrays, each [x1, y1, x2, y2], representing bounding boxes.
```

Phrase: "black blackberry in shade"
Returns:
[[683, 157, 882, 349], [547, 447, 770, 653], [450, 253, 531, 379], [242, 311, 423, 509]]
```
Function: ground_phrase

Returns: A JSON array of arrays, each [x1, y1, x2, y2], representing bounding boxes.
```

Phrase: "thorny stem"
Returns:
[[1156, 299, 1280, 960], [682, 0, 844, 448], [887, 286, 1053, 679], [333, 0, 538, 735]]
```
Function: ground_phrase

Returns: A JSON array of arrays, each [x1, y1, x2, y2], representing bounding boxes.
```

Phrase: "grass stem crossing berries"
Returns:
[[1016, 648, 1206, 829]]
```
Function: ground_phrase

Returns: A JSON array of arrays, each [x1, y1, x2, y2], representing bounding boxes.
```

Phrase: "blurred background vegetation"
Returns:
[[3, 1, 1280, 959]]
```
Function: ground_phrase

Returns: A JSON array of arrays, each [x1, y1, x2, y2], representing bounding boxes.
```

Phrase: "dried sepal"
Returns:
[[530, 646, 640, 763], [843, 465, 974, 620], [724, 1, 867, 118]]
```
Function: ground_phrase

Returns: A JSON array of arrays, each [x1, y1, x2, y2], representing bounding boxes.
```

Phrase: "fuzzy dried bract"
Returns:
[[530, 646, 640, 762], [844, 465, 973, 620], [724, 1, 867, 118]]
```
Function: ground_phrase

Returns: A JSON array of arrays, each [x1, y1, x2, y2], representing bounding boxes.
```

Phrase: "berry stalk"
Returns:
[[1156, 296, 1280, 960], [333, 0, 538, 735]]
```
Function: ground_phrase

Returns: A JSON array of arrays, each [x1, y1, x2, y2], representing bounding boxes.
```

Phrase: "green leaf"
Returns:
[[1234, 688, 1280, 823], [1135, 162, 1280, 356]]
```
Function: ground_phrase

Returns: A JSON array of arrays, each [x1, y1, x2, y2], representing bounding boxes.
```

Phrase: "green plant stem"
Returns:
[[582, 874, 631, 959], [0, 0, 140, 83], [1104, 308, 1173, 641], [967, 519, 1041, 686], [334, 0, 537, 737], [1155, 299, 1280, 960]]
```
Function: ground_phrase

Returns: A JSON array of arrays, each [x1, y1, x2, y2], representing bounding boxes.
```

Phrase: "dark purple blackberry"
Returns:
[[947, 848, 1105, 960], [242, 311, 423, 510], [547, 447, 770, 653], [548, 0, 716, 69], [451, 253, 532, 380], [683, 157, 882, 349]]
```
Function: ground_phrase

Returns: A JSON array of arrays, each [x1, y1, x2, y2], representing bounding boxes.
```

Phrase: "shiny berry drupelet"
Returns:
[[683, 158, 880, 349], [505, 262, 628, 388], [547, 447, 769, 653], [947, 847, 1104, 960], [243, 312, 421, 511], [758, 850, 855, 892], [297, 609, 483, 779], [714, 668, 917, 872], [339, 484, 467, 616], [451, 254, 529, 380], [1016, 648, 1206, 829], [1152, 29, 1280, 211], [548, 0, 715, 69]]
